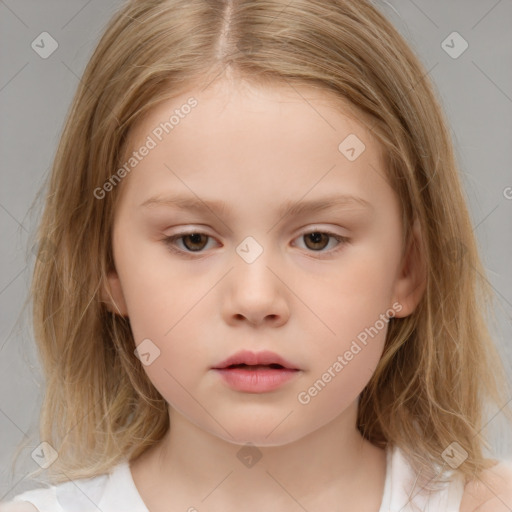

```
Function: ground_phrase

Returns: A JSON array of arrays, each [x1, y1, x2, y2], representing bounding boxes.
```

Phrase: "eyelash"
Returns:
[[162, 230, 350, 259]]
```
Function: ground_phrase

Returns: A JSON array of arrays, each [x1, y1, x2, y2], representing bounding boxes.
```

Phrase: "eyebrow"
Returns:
[[140, 192, 372, 218]]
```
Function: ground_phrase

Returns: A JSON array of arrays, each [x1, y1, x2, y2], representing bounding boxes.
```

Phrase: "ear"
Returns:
[[100, 269, 129, 318], [392, 217, 427, 318]]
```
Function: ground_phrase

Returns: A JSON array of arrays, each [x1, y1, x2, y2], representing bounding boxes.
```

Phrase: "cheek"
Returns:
[[128, 304, 208, 418], [294, 242, 397, 389], [295, 324, 386, 420], [115, 238, 197, 337], [294, 354, 380, 435], [302, 253, 398, 342], [114, 243, 213, 383]]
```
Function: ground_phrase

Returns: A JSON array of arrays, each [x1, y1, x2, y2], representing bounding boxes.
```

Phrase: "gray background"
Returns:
[[1, 0, 511, 499]]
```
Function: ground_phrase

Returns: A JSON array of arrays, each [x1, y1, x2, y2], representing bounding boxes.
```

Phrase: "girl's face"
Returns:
[[105, 78, 423, 445]]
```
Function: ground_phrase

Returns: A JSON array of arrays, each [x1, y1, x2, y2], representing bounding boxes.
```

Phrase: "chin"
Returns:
[[208, 419, 310, 448]]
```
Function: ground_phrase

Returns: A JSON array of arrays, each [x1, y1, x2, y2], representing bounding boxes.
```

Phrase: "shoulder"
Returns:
[[0, 501, 40, 511], [0, 462, 127, 512], [0, 469, 110, 512], [459, 460, 512, 512], [0, 486, 53, 512]]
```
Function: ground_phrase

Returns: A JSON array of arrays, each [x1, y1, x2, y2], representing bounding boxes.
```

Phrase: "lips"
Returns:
[[212, 350, 300, 393], [212, 350, 298, 370]]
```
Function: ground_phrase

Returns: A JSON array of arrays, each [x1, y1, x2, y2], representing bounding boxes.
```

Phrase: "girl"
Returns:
[[3, 0, 512, 510]]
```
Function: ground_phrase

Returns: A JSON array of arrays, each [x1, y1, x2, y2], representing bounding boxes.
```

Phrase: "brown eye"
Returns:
[[303, 232, 330, 250], [293, 230, 349, 256], [164, 232, 214, 253], [181, 233, 209, 251]]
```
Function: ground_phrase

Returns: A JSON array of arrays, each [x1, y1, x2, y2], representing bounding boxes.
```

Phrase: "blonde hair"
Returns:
[[18, 0, 511, 491]]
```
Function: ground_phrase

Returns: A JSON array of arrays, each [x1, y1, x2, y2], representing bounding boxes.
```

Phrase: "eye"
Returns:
[[292, 230, 349, 255], [163, 232, 217, 254], [162, 229, 350, 257]]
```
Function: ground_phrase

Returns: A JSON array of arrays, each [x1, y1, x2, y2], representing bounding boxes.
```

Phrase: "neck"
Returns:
[[131, 401, 387, 511]]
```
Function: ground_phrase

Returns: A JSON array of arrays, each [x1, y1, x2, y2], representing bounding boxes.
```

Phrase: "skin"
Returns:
[[3, 71, 510, 512], [103, 73, 427, 511]]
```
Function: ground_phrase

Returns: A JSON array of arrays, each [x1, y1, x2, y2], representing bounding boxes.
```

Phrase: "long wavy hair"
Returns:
[[16, 0, 511, 491]]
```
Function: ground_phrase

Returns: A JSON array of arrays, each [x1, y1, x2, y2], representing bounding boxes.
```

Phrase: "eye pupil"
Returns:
[[305, 232, 328, 250], [168, 230, 343, 256], [183, 233, 208, 251]]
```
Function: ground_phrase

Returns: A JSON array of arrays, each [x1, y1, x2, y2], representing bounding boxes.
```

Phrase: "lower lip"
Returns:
[[213, 367, 300, 392]]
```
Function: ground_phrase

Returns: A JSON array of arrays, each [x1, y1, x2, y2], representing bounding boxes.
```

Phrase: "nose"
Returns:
[[221, 251, 290, 328]]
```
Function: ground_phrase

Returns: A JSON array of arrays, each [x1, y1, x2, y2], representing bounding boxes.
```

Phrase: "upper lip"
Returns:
[[212, 350, 299, 370]]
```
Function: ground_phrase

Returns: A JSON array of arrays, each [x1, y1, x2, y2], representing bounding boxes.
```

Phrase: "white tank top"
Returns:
[[6, 445, 465, 511]]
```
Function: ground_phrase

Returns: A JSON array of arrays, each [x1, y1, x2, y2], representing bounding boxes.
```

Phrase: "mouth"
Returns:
[[212, 351, 301, 393], [223, 363, 288, 370], [212, 350, 299, 371]]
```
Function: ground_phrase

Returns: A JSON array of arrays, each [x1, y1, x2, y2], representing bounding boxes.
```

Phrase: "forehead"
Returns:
[[116, 77, 391, 213], [127, 76, 379, 156]]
